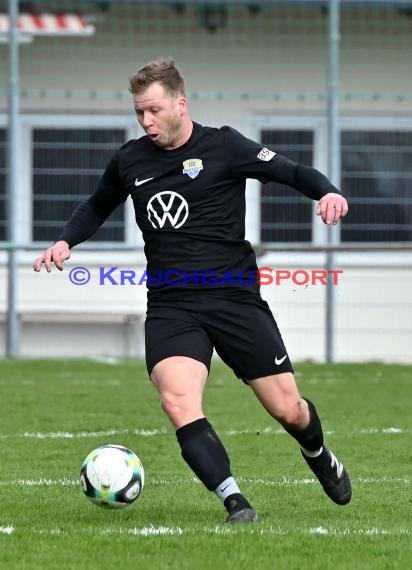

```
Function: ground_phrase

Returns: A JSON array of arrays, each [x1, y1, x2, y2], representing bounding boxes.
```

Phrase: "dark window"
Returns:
[[260, 130, 314, 243], [32, 129, 126, 242], [341, 131, 412, 242]]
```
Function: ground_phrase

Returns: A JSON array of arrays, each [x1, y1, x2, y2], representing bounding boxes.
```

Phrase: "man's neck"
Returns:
[[168, 118, 193, 150]]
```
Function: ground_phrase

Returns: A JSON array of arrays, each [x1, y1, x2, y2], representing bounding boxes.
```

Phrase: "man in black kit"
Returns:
[[34, 57, 351, 524]]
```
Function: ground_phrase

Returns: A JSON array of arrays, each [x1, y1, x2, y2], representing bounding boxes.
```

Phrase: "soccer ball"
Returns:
[[80, 444, 145, 508]]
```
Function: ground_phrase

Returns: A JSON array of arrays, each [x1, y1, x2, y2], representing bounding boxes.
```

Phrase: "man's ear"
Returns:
[[177, 96, 188, 116]]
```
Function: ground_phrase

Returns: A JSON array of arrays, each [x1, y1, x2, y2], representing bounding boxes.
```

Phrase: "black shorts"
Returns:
[[145, 292, 294, 382]]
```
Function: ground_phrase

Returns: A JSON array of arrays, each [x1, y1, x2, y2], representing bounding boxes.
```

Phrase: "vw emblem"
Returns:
[[147, 191, 189, 229]]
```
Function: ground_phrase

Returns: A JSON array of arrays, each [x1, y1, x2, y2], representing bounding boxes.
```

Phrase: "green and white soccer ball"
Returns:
[[80, 444, 145, 508]]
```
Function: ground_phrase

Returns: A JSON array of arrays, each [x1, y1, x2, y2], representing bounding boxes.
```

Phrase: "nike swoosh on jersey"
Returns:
[[135, 177, 154, 187], [275, 354, 287, 365]]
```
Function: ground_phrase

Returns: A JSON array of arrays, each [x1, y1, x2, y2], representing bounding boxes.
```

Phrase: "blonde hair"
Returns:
[[129, 57, 186, 97]]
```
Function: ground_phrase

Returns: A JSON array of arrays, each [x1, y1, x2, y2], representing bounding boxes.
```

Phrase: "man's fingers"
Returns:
[[32, 251, 52, 272], [340, 200, 349, 218], [33, 242, 70, 272], [32, 257, 42, 272], [51, 246, 70, 271], [53, 253, 65, 271], [44, 249, 54, 272], [332, 202, 344, 224], [324, 201, 334, 224], [316, 194, 348, 225], [330, 199, 348, 224]]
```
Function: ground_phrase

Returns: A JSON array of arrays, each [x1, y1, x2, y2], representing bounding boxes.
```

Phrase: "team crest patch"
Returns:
[[183, 158, 204, 179], [257, 147, 276, 161]]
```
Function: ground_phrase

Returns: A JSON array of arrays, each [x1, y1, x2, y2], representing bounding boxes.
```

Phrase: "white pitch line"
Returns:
[[0, 526, 15, 535], [238, 475, 410, 486], [360, 427, 409, 434], [309, 526, 410, 537], [0, 475, 409, 488], [357, 475, 410, 484], [0, 426, 408, 440], [0, 428, 168, 440], [0, 524, 409, 538], [102, 526, 184, 536], [225, 427, 286, 436], [228, 428, 337, 436], [0, 478, 79, 487]]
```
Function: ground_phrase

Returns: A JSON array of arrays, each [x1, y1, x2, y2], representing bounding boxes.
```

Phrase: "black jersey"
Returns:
[[57, 122, 339, 295]]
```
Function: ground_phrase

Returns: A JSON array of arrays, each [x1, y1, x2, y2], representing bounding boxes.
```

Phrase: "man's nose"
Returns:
[[141, 112, 153, 128]]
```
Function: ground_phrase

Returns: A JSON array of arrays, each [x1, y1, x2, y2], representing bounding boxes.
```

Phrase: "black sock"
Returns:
[[283, 397, 324, 451], [176, 418, 232, 491]]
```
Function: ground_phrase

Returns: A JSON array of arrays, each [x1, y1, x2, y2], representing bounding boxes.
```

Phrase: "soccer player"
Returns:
[[33, 57, 351, 523]]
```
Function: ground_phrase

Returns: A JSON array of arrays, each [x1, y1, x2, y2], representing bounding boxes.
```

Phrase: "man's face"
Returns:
[[133, 82, 187, 150]]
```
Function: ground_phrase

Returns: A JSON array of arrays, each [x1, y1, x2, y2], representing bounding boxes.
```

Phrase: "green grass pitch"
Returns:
[[0, 359, 410, 570]]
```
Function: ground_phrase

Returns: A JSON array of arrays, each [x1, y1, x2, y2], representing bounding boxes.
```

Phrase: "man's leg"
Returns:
[[151, 356, 258, 523], [249, 372, 351, 505]]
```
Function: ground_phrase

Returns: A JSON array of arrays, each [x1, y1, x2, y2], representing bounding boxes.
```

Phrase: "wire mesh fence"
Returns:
[[0, 0, 411, 360]]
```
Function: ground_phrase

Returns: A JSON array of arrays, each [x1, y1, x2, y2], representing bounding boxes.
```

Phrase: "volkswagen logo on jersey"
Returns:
[[147, 191, 189, 229], [183, 158, 203, 179]]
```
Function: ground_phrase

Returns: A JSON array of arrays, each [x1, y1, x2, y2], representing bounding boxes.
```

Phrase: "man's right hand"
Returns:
[[33, 240, 71, 272]]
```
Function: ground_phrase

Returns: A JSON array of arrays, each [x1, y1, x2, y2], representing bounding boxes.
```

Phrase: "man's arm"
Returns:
[[32, 199, 104, 272], [275, 159, 348, 224], [224, 127, 349, 224], [33, 153, 127, 272]]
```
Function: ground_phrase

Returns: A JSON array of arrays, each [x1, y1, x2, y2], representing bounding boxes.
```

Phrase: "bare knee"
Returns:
[[150, 356, 208, 429], [249, 373, 309, 429], [159, 390, 194, 427], [277, 397, 308, 429]]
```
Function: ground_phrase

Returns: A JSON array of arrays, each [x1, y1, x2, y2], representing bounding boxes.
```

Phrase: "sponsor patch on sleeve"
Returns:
[[257, 147, 276, 161]]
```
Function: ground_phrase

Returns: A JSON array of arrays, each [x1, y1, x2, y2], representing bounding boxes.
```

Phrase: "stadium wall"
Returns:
[[0, 257, 411, 363]]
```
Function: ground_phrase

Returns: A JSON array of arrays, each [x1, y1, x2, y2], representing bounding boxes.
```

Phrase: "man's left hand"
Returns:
[[316, 193, 348, 225]]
